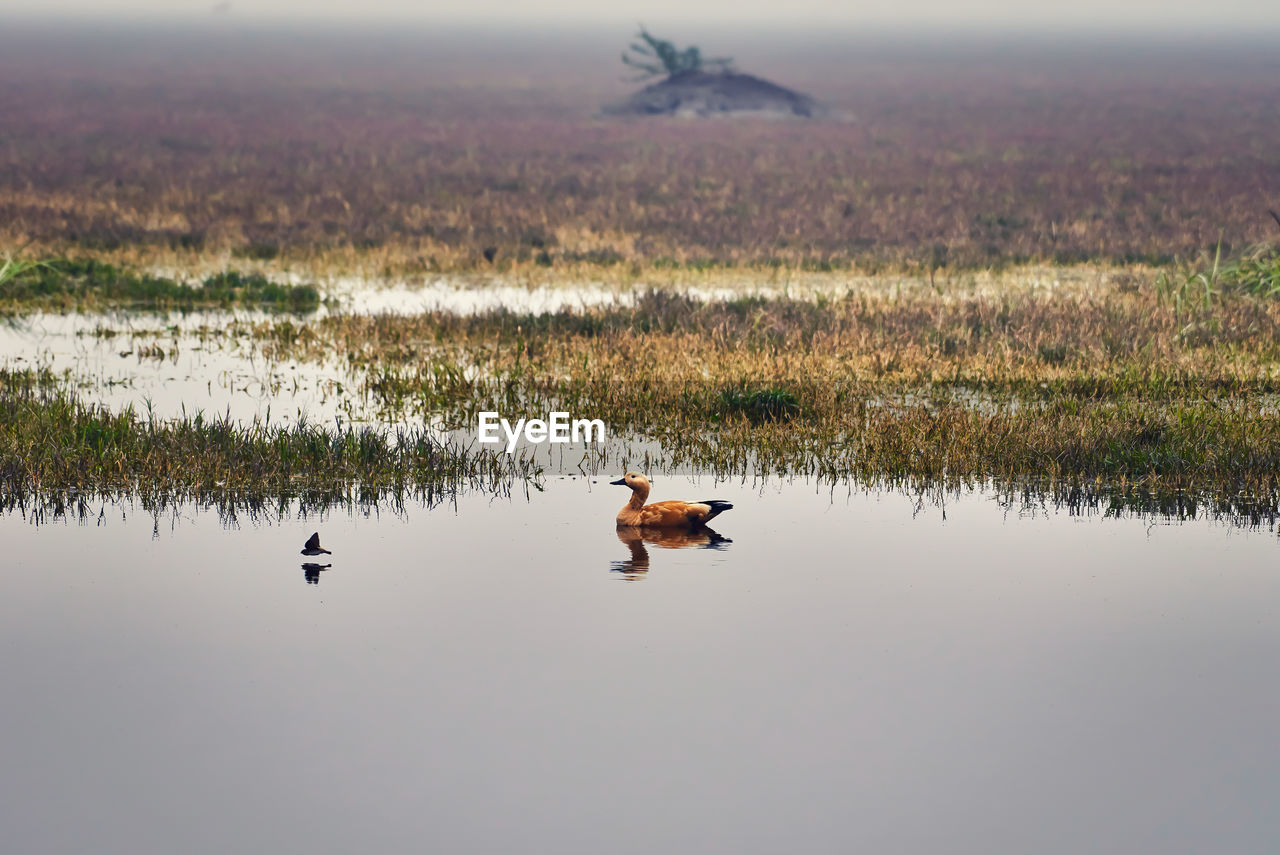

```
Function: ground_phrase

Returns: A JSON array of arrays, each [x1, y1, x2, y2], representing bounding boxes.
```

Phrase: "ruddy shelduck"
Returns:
[[610, 472, 733, 528]]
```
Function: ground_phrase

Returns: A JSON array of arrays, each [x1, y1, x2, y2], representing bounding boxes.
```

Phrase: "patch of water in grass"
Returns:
[[145, 265, 1101, 316], [0, 310, 385, 427]]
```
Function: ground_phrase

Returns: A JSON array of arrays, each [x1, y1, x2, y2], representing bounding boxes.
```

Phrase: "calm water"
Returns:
[[2, 477, 1278, 854]]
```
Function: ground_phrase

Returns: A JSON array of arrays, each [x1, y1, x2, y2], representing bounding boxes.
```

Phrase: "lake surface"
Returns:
[[2, 477, 1277, 854]]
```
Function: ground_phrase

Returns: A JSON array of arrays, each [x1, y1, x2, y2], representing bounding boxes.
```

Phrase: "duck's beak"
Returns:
[[609, 477, 627, 486]]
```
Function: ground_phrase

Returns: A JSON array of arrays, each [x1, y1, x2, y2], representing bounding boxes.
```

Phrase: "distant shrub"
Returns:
[[562, 249, 626, 266]]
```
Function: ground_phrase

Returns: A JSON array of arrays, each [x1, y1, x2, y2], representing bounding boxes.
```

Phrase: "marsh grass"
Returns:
[[0, 368, 540, 508], [715, 386, 803, 424], [269, 283, 1280, 402], [1224, 246, 1280, 297], [9, 273, 1280, 516], [0, 251, 54, 288], [228, 281, 1280, 506], [1154, 242, 1280, 309], [0, 258, 322, 313]]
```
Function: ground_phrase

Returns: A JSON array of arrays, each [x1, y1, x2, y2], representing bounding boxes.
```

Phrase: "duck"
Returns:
[[300, 532, 331, 556], [609, 472, 733, 528]]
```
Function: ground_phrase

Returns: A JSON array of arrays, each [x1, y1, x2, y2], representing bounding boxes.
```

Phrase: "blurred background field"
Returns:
[[2, 23, 1278, 274]]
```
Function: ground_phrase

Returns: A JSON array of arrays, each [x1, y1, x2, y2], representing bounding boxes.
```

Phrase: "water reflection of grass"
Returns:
[[0, 368, 540, 507]]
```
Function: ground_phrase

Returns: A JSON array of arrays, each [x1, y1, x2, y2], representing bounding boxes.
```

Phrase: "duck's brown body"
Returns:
[[611, 473, 732, 528]]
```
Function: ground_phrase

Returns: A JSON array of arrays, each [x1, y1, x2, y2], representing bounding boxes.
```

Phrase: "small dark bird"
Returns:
[[301, 532, 331, 556]]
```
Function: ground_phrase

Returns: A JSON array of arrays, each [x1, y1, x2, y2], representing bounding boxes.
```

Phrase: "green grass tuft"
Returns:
[[715, 385, 802, 424]]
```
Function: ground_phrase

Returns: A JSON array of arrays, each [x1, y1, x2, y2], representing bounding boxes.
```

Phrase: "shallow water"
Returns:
[[233, 266, 1093, 314], [0, 310, 389, 427], [3, 478, 1278, 854]]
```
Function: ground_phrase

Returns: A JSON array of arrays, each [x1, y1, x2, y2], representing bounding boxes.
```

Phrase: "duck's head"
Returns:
[[609, 472, 650, 491]]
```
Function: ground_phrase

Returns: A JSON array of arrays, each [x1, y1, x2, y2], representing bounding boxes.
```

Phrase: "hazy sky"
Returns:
[[3, 0, 1280, 32]]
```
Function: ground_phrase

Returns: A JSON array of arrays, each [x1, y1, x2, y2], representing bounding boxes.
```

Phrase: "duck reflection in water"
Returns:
[[611, 526, 732, 580], [302, 562, 332, 584]]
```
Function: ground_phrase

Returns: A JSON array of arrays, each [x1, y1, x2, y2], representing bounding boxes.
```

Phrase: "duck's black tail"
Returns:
[[699, 500, 734, 522]]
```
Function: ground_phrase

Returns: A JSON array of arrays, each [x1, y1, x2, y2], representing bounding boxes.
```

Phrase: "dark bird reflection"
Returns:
[[302, 562, 332, 584], [611, 526, 732, 580]]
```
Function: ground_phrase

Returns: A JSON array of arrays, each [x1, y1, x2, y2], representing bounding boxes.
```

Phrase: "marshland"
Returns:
[[7, 256, 1280, 516], [3, 18, 1280, 855]]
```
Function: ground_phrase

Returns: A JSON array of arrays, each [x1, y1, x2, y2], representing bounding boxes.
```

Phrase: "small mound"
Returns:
[[603, 70, 822, 119]]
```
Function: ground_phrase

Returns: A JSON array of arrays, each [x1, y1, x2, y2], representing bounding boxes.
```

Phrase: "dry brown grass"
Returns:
[[216, 279, 1280, 503], [261, 280, 1280, 396]]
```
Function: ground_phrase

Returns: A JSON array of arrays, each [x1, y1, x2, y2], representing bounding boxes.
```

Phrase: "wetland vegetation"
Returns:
[[0, 366, 539, 518], [4, 262, 1280, 523], [248, 270, 1280, 510], [2, 27, 1278, 523]]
